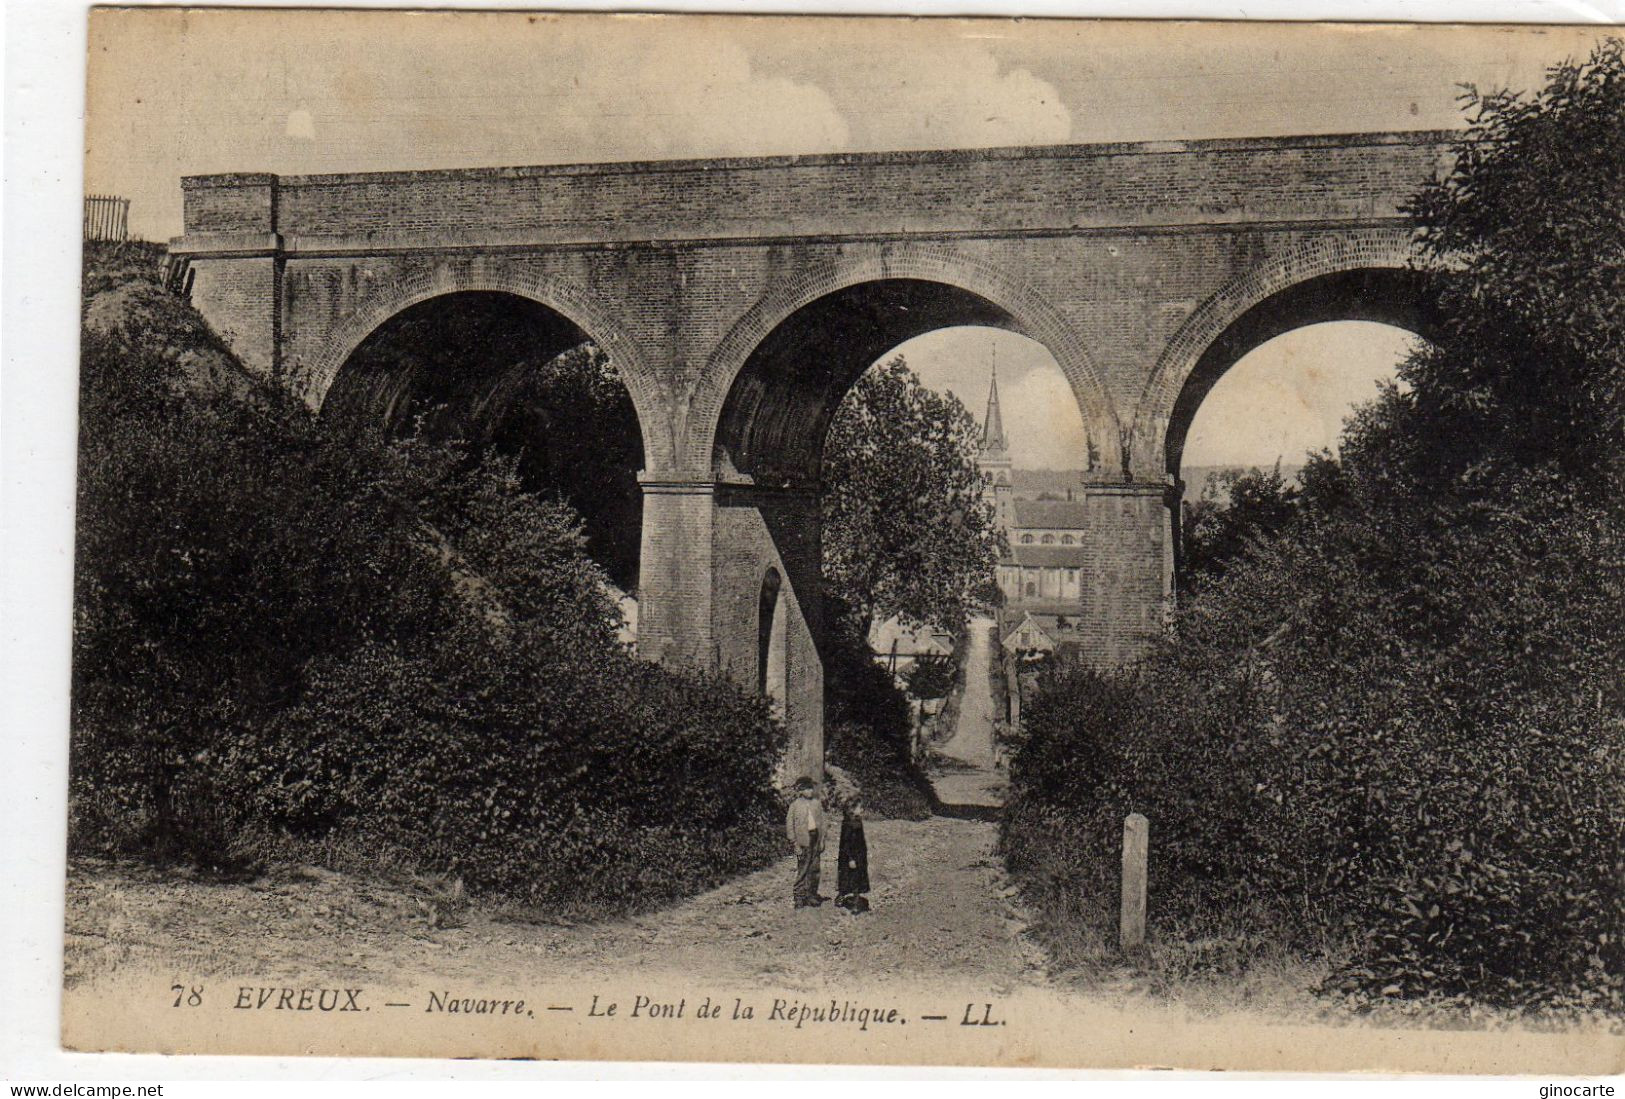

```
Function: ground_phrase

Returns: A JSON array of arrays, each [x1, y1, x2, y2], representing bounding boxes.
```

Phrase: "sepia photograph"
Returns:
[[34, 5, 1625, 1073]]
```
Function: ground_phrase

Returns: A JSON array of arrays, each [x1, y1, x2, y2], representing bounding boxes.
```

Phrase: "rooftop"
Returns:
[[1012, 499, 1090, 530], [1004, 545, 1089, 568]]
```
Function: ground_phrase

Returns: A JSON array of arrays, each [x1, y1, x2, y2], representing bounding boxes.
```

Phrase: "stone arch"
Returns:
[[1129, 231, 1436, 480], [691, 244, 1121, 480], [304, 261, 672, 469]]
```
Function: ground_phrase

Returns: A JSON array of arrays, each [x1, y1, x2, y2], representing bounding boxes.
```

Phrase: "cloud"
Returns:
[[261, 28, 853, 167], [822, 42, 1073, 150], [536, 34, 851, 160]]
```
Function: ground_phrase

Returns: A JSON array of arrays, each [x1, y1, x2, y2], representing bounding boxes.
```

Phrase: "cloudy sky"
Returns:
[[84, 13, 1611, 468]]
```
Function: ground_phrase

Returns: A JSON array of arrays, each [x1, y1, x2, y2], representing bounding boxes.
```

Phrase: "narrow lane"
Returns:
[[929, 613, 1008, 812]]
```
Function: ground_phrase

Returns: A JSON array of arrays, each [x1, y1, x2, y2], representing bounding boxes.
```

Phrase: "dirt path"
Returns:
[[66, 815, 1048, 995], [929, 614, 1008, 811]]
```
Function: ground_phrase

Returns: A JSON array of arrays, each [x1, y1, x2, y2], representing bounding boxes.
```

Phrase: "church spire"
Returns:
[[981, 350, 1007, 454]]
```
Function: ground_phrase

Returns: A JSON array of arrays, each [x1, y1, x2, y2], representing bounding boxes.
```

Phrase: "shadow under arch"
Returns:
[[305, 267, 672, 472], [322, 289, 648, 591], [713, 277, 1097, 484]]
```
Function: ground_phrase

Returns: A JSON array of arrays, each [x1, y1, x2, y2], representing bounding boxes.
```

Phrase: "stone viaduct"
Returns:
[[172, 130, 1452, 777]]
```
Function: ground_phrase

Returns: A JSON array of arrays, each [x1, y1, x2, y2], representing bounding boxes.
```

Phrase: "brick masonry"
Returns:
[[172, 132, 1453, 773]]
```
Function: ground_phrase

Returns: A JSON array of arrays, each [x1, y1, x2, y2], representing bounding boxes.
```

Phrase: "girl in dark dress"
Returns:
[[835, 801, 870, 913]]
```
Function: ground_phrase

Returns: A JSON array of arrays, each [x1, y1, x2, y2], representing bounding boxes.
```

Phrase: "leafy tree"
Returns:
[[1180, 462, 1300, 588], [1404, 39, 1625, 486], [903, 655, 956, 701], [821, 356, 1006, 635]]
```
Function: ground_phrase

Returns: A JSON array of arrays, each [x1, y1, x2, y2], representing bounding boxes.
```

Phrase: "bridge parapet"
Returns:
[[174, 131, 1451, 253]]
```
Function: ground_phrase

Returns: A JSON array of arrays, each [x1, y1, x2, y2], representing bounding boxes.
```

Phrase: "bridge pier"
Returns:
[[1072, 481, 1177, 665], [635, 474, 718, 668], [638, 473, 825, 783]]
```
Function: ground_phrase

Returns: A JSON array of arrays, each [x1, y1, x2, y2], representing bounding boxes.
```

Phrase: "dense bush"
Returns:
[[70, 242, 784, 911], [1006, 478, 1623, 1009], [245, 633, 785, 910], [1003, 44, 1625, 1014]]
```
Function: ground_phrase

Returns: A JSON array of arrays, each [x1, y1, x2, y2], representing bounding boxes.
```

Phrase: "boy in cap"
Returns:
[[786, 775, 825, 908]]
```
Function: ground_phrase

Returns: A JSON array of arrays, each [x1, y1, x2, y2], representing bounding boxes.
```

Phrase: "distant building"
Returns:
[[1001, 612, 1056, 656], [977, 361, 1090, 652], [867, 616, 954, 677]]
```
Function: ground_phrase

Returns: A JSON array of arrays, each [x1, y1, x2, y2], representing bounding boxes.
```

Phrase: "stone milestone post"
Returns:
[[1120, 812, 1149, 951]]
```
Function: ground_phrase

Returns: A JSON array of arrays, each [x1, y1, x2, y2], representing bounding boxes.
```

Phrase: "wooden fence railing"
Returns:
[[84, 194, 130, 242]]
